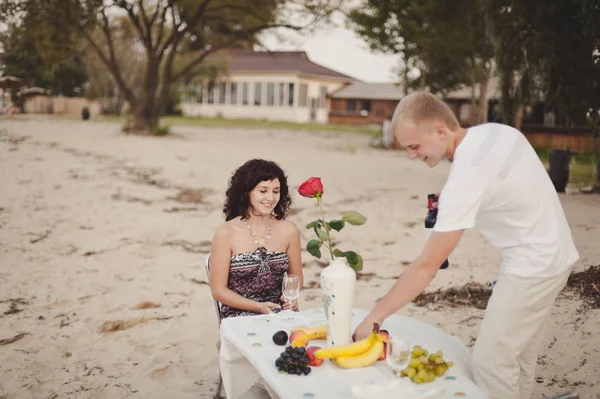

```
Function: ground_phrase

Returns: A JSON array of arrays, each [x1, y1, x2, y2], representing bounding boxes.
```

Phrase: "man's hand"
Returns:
[[352, 229, 464, 341], [353, 316, 382, 342]]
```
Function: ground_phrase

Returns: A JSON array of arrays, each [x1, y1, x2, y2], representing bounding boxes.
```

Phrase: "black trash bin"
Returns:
[[81, 107, 90, 120], [549, 149, 571, 192]]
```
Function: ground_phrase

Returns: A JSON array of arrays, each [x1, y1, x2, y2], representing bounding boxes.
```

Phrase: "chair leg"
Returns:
[[214, 372, 224, 399]]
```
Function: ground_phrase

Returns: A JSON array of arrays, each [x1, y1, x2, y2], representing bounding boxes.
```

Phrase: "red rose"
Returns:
[[298, 177, 324, 198]]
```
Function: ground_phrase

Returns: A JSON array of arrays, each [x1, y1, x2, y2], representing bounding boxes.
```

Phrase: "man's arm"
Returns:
[[353, 229, 464, 340]]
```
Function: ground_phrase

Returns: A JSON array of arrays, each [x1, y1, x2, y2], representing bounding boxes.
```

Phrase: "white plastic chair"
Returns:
[[205, 253, 225, 399]]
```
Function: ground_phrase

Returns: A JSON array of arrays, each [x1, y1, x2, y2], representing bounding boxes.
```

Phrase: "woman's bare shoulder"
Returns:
[[214, 218, 242, 238], [277, 219, 300, 235]]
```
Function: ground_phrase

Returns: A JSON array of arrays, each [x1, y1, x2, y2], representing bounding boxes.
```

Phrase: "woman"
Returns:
[[209, 159, 303, 319]]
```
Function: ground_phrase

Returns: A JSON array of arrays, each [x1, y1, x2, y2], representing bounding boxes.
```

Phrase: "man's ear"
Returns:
[[434, 124, 447, 138]]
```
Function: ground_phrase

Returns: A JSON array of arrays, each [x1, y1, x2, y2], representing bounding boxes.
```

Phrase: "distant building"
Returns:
[[443, 77, 502, 125], [328, 82, 406, 125], [327, 78, 505, 127], [179, 49, 358, 123]]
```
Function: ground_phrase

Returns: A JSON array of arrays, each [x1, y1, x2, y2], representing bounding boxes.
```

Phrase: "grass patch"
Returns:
[[534, 145, 598, 188], [48, 114, 380, 136]]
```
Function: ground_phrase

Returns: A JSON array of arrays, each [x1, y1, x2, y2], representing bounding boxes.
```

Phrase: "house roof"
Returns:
[[208, 49, 359, 82], [444, 76, 501, 101], [330, 82, 406, 100]]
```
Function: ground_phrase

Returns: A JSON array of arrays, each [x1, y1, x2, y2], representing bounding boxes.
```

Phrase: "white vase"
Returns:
[[320, 257, 356, 347]]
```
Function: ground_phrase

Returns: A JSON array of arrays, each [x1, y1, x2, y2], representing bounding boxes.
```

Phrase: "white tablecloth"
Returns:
[[219, 308, 486, 399]]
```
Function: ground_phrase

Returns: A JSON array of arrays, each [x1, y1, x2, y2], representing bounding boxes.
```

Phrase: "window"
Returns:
[[230, 82, 238, 105], [241, 82, 249, 105], [360, 100, 371, 114], [267, 83, 275, 106], [195, 82, 203, 103], [299, 84, 308, 107], [288, 83, 295, 107], [319, 86, 327, 108], [278, 83, 285, 106], [346, 100, 356, 114], [254, 82, 262, 106]]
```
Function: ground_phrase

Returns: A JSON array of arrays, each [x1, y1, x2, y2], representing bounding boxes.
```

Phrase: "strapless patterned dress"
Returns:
[[219, 247, 290, 320]]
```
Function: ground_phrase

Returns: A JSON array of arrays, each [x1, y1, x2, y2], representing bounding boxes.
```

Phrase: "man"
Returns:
[[353, 91, 579, 399]]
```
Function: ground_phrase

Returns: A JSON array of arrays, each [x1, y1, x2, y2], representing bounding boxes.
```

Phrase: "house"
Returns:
[[443, 77, 502, 125], [179, 49, 358, 123], [328, 82, 406, 125], [327, 79, 503, 127]]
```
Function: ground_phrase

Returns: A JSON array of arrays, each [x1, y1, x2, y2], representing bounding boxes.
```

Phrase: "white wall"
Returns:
[[180, 72, 347, 124]]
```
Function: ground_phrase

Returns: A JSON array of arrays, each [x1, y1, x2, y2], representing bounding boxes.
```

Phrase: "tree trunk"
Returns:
[[477, 64, 493, 124], [596, 145, 600, 192], [470, 66, 477, 125], [126, 57, 164, 134], [514, 104, 524, 131], [130, 105, 160, 133]]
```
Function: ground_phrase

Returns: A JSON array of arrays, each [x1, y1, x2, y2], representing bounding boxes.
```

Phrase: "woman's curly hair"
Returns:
[[223, 159, 292, 221]]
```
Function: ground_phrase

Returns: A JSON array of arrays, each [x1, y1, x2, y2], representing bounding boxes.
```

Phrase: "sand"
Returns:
[[0, 118, 598, 398]]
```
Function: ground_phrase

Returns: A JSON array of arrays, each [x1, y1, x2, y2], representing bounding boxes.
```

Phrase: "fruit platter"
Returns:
[[218, 308, 487, 398], [272, 323, 454, 383]]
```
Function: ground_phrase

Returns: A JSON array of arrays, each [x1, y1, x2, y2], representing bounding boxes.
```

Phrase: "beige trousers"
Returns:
[[472, 269, 571, 399]]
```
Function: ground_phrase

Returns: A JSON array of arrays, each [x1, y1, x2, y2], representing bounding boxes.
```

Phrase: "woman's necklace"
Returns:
[[243, 216, 274, 246]]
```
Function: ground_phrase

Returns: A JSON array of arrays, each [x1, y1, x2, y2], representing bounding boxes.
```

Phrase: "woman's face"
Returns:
[[249, 178, 281, 216]]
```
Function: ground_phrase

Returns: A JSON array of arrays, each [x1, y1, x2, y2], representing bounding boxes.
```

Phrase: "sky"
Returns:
[[259, 11, 401, 83]]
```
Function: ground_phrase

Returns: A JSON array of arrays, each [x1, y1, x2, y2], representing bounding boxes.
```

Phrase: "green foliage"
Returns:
[[0, 1, 88, 96], [342, 211, 367, 226], [1, 0, 342, 133], [482, 0, 600, 131], [346, 0, 494, 96], [307, 239, 322, 259], [328, 219, 345, 232], [304, 207, 367, 272]]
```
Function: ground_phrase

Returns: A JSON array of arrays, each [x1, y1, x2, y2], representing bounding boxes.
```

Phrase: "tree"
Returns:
[[486, 0, 600, 187], [346, 0, 494, 124], [82, 17, 146, 115], [0, 3, 88, 96], [2, 0, 340, 134]]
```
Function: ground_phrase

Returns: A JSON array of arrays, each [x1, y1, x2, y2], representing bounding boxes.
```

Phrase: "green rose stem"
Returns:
[[316, 192, 335, 259]]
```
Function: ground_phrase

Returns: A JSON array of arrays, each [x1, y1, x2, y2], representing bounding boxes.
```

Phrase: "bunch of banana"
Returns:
[[290, 325, 328, 340], [313, 323, 384, 369]]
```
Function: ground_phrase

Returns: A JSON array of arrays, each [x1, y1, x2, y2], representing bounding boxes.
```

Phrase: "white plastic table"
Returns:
[[219, 308, 486, 399]]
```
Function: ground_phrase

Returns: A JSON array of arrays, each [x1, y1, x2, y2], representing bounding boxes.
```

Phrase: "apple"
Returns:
[[306, 346, 324, 367], [289, 330, 309, 347], [378, 329, 390, 361]]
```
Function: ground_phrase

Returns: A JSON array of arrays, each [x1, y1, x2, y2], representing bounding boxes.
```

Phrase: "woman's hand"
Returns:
[[257, 302, 281, 314], [281, 295, 299, 311]]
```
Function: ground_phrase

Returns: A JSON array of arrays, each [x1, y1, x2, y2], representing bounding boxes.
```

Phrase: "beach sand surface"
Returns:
[[0, 119, 598, 398]]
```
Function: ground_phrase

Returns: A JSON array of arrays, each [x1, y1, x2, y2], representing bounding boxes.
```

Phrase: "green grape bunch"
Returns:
[[399, 345, 454, 384]]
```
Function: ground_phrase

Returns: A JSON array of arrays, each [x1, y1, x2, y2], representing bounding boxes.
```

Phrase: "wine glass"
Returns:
[[281, 273, 300, 313], [386, 334, 411, 375]]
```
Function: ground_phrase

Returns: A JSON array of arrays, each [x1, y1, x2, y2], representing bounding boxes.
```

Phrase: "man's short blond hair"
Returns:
[[391, 91, 460, 134]]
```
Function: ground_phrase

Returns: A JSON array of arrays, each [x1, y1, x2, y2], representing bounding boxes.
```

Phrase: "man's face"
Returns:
[[394, 120, 447, 167]]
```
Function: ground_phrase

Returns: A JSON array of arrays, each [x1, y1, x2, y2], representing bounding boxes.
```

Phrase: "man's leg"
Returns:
[[516, 270, 570, 399], [472, 269, 571, 399]]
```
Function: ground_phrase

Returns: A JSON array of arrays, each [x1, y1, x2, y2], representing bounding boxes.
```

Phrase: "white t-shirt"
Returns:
[[434, 123, 579, 277]]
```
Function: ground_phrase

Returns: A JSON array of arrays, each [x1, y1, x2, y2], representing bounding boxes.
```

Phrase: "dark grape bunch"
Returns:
[[275, 346, 312, 376]]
